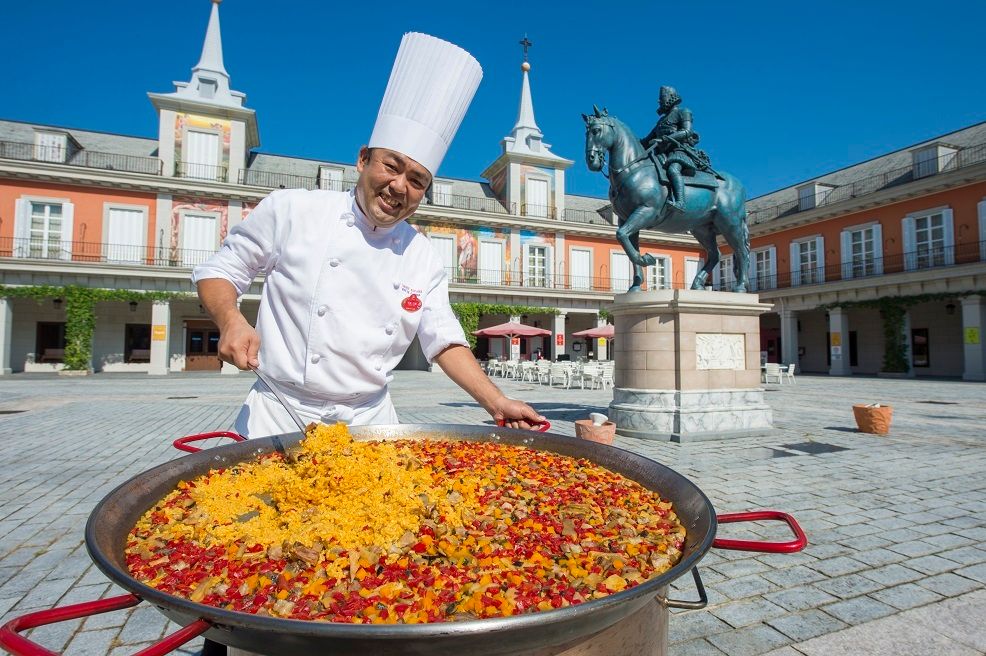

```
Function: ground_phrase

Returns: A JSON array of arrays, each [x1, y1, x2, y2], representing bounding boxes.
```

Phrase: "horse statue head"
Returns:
[[582, 105, 615, 172]]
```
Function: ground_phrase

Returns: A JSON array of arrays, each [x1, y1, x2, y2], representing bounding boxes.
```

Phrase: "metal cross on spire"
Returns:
[[519, 35, 533, 62]]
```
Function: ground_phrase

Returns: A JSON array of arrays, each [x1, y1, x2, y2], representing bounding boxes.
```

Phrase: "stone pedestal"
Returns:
[[608, 289, 773, 442]]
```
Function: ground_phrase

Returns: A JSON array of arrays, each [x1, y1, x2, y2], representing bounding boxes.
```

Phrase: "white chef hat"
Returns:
[[368, 32, 483, 177]]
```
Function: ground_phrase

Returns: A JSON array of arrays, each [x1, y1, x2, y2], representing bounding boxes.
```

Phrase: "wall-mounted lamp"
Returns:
[[129, 301, 138, 313], [53, 298, 62, 310], [946, 303, 956, 316]]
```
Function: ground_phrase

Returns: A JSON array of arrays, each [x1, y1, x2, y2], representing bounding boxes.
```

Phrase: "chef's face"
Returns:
[[355, 147, 432, 228]]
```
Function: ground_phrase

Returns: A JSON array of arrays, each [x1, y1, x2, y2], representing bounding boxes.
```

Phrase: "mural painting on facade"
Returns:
[[412, 223, 512, 284], [174, 114, 231, 178]]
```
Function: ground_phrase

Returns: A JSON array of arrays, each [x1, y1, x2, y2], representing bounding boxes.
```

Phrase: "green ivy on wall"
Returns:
[[450, 303, 559, 350], [0, 285, 190, 371], [822, 292, 982, 374]]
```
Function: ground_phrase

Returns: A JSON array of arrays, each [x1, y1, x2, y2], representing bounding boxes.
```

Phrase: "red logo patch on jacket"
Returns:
[[401, 294, 422, 312]]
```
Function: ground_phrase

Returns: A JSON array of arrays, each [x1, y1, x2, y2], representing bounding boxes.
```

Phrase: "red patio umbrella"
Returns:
[[571, 324, 615, 339], [472, 321, 552, 338]]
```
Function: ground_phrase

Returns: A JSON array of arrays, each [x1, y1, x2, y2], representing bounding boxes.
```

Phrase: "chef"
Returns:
[[192, 32, 546, 441]]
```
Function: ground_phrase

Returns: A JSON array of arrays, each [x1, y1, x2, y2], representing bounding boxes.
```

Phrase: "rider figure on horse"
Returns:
[[640, 86, 715, 213]]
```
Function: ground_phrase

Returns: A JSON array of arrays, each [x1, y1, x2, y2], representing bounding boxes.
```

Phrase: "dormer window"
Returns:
[[198, 78, 218, 99], [319, 166, 344, 191], [432, 181, 452, 206], [912, 144, 957, 179], [34, 131, 67, 163], [797, 183, 836, 211]]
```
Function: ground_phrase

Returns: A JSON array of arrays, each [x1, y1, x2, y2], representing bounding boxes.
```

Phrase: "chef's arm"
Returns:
[[433, 345, 547, 430], [196, 278, 261, 370]]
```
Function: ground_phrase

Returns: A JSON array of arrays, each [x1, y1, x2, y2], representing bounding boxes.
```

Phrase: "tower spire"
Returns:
[[194, 0, 229, 78], [512, 35, 540, 134]]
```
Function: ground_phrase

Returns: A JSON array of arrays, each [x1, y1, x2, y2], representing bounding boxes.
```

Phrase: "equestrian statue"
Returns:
[[583, 86, 751, 292]]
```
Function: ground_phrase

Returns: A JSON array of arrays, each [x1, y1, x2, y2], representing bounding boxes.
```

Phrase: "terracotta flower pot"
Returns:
[[852, 404, 893, 435], [575, 419, 616, 445]]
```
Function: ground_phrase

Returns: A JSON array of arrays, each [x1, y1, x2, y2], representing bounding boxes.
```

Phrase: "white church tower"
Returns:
[[482, 36, 573, 220], [148, 0, 259, 184]]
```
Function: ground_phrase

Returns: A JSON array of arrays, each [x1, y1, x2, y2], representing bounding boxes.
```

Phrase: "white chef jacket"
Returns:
[[192, 189, 468, 437]]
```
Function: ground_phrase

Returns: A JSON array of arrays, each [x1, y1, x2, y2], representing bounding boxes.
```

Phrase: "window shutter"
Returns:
[[13, 199, 30, 257], [747, 253, 757, 291], [902, 216, 916, 270], [769, 246, 777, 288], [872, 224, 884, 275], [663, 257, 673, 290], [815, 236, 825, 283], [840, 230, 852, 280], [789, 242, 800, 286], [545, 245, 554, 288], [60, 203, 75, 261], [978, 201, 986, 262], [942, 209, 955, 265]]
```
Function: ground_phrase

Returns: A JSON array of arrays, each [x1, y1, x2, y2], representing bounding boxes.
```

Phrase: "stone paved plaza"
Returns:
[[0, 370, 984, 655]]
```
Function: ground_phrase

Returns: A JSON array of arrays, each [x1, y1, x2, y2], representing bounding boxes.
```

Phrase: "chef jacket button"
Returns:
[[310, 354, 321, 364], [374, 360, 382, 371], [347, 218, 355, 227], [385, 325, 395, 335], [340, 212, 355, 222], [392, 280, 400, 289], [317, 305, 328, 316], [329, 258, 340, 267]]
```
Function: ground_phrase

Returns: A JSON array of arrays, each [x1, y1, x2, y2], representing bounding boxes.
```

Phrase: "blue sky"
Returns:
[[2, 0, 984, 200]]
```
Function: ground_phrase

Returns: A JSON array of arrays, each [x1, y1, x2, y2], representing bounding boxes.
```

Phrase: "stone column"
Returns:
[[552, 312, 566, 360], [961, 296, 985, 381], [149, 300, 171, 376], [828, 307, 851, 376], [0, 297, 12, 375], [596, 315, 609, 361], [780, 308, 799, 367]]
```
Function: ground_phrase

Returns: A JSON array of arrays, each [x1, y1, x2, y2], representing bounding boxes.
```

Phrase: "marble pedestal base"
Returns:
[[607, 289, 774, 442]]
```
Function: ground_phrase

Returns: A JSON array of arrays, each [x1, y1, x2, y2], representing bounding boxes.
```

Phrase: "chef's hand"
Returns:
[[490, 397, 548, 431], [218, 317, 261, 370]]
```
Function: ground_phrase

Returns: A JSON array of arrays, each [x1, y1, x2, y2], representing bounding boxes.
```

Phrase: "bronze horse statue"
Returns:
[[583, 106, 750, 292]]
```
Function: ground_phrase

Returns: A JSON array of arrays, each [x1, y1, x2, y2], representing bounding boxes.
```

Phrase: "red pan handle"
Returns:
[[713, 510, 808, 553], [173, 431, 247, 453], [496, 419, 552, 432], [0, 594, 211, 656]]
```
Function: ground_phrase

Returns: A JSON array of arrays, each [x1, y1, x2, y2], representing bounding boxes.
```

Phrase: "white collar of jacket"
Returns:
[[351, 190, 405, 237]]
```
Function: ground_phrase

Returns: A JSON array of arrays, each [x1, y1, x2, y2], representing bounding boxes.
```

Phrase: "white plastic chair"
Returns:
[[580, 364, 602, 390], [783, 362, 797, 384], [548, 362, 570, 387], [599, 362, 615, 390], [519, 361, 537, 382], [763, 362, 783, 384], [535, 360, 551, 384]]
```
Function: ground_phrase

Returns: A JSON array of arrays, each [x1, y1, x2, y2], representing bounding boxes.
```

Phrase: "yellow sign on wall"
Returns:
[[152, 325, 167, 341], [830, 333, 842, 346], [966, 327, 981, 345]]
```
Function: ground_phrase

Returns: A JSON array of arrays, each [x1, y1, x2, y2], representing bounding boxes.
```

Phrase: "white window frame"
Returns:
[[102, 203, 149, 264], [645, 253, 672, 290], [569, 246, 594, 291], [610, 249, 632, 292], [432, 181, 453, 207], [178, 209, 222, 266], [912, 145, 957, 179], [34, 130, 68, 163], [789, 235, 825, 286], [318, 166, 345, 191], [749, 246, 777, 291], [181, 124, 224, 181], [713, 253, 734, 290], [840, 221, 883, 280], [523, 174, 552, 218], [523, 242, 553, 288], [14, 195, 74, 260], [902, 206, 954, 271], [478, 238, 506, 286], [685, 257, 701, 289], [427, 232, 457, 280]]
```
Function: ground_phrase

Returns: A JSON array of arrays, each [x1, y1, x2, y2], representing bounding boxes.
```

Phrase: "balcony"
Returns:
[[520, 203, 556, 220], [175, 161, 228, 183], [0, 140, 162, 175], [424, 192, 513, 215]]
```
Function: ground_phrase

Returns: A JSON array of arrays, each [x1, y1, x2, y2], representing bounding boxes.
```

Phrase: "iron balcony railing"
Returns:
[[563, 207, 613, 225], [0, 140, 163, 175], [748, 143, 986, 225], [238, 169, 360, 192], [3, 237, 983, 294], [423, 192, 514, 215], [520, 203, 557, 220], [175, 161, 228, 183]]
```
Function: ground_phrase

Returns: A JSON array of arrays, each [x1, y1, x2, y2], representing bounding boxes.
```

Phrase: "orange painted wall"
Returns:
[[728, 181, 986, 276], [0, 181, 157, 261], [565, 234, 702, 290]]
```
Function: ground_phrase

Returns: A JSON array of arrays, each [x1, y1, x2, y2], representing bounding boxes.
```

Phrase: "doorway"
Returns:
[[185, 320, 221, 371]]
